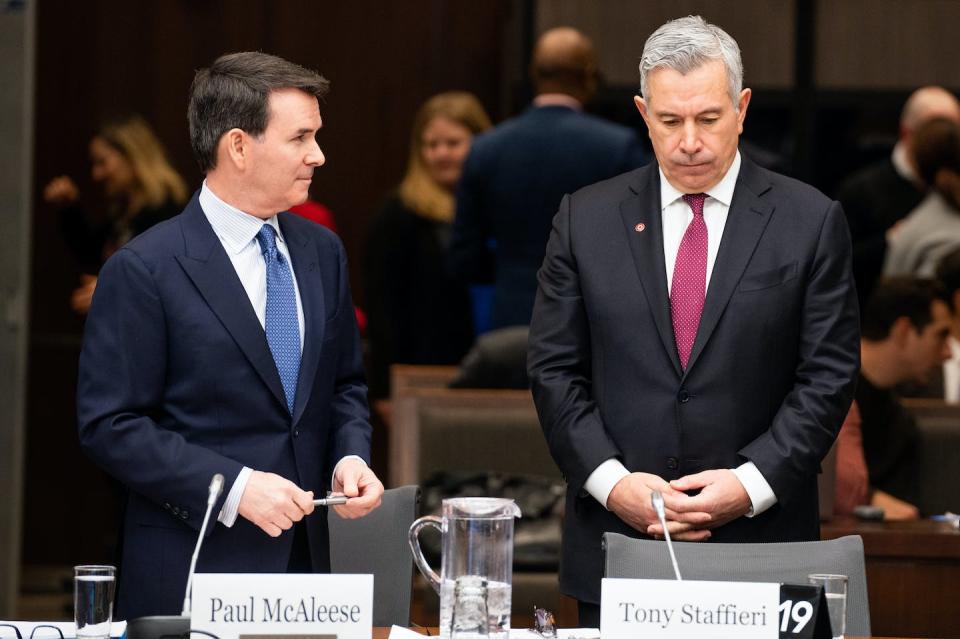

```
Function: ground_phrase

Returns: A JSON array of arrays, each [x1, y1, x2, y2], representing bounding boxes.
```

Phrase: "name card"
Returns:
[[191, 574, 372, 639], [601, 578, 779, 639]]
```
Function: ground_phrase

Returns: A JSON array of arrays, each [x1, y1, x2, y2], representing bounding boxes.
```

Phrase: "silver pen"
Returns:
[[313, 495, 348, 507]]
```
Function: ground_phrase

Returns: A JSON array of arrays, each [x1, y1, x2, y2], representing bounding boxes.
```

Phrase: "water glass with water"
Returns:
[[808, 573, 847, 639], [74, 565, 116, 639]]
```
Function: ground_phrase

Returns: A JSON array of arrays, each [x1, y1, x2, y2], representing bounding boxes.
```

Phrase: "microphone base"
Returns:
[[125, 615, 189, 639]]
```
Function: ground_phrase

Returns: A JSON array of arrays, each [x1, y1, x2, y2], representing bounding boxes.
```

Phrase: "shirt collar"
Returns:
[[199, 181, 284, 255], [533, 93, 583, 111], [659, 151, 742, 211], [892, 141, 921, 185]]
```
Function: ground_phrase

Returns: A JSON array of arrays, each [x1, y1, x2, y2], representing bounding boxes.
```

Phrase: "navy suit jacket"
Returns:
[[77, 194, 371, 619], [527, 158, 860, 603], [450, 105, 647, 329]]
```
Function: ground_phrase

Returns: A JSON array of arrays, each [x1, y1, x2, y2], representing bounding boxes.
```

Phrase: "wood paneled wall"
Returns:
[[536, 0, 796, 89]]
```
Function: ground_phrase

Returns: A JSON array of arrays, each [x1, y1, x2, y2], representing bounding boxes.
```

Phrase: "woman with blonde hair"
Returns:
[[44, 115, 188, 312], [366, 92, 492, 397]]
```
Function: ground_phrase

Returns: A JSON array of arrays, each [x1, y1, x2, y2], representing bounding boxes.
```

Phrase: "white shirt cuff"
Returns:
[[732, 461, 777, 517], [217, 466, 252, 527], [584, 459, 630, 510], [331, 455, 367, 489]]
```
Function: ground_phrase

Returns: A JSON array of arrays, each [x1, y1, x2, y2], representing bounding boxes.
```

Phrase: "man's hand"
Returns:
[[607, 472, 712, 541], [331, 459, 384, 519], [649, 469, 751, 535], [871, 489, 920, 521], [238, 470, 315, 537]]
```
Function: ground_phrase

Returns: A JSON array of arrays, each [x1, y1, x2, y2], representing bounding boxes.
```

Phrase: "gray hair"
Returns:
[[639, 15, 743, 107]]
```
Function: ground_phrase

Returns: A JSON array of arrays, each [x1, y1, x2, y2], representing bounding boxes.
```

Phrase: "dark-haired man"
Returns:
[[853, 278, 951, 513], [450, 27, 647, 329], [78, 52, 383, 618]]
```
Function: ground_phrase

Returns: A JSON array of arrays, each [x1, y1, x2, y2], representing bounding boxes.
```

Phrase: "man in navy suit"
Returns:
[[450, 27, 647, 330], [77, 52, 383, 619], [527, 17, 859, 625]]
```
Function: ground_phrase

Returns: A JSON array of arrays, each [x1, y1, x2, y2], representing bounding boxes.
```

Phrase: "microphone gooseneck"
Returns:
[[182, 473, 226, 615], [651, 490, 683, 581]]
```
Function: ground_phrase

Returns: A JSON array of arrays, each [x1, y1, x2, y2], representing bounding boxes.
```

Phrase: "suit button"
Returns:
[[163, 503, 171, 511], [678, 389, 690, 403], [180, 511, 189, 520], [667, 457, 678, 470], [294, 429, 300, 437], [172, 506, 181, 515]]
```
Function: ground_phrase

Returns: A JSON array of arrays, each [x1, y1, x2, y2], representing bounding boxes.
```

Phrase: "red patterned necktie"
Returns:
[[671, 193, 708, 370]]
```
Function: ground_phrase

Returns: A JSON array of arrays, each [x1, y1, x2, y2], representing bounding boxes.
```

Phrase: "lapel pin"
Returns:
[[634, 223, 646, 233]]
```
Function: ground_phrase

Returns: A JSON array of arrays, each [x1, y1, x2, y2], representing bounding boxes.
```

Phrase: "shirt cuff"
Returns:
[[217, 466, 252, 527], [732, 462, 777, 517], [331, 455, 367, 489], [584, 459, 630, 510]]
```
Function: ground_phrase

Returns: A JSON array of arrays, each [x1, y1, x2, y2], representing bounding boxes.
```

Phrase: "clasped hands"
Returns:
[[237, 459, 384, 537], [607, 469, 752, 542]]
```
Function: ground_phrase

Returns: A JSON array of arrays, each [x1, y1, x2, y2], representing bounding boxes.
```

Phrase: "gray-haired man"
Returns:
[[527, 16, 859, 624]]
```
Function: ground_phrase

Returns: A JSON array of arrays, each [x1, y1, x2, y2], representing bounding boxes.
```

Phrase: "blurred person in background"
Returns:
[[450, 27, 647, 331], [847, 277, 951, 519], [837, 87, 960, 307], [365, 92, 491, 398], [44, 114, 188, 313], [884, 118, 960, 277]]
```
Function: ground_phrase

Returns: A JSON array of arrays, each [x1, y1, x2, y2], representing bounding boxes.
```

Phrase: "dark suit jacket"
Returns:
[[527, 158, 860, 603], [77, 194, 371, 619], [450, 105, 647, 329], [835, 157, 925, 307]]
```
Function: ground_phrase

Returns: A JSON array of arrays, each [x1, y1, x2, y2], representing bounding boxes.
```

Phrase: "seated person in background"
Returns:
[[884, 117, 960, 277], [448, 326, 529, 389], [834, 402, 918, 520], [845, 277, 952, 517], [365, 92, 492, 398], [43, 114, 188, 313], [898, 246, 960, 401]]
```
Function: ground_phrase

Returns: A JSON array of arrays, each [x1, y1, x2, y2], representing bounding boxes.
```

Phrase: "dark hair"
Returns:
[[912, 117, 960, 187], [861, 277, 945, 340], [187, 51, 330, 172], [935, 247, 960, 310]]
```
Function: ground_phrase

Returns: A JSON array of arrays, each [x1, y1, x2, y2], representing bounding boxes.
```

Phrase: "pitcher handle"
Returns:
[[408, 515, 443, 594]]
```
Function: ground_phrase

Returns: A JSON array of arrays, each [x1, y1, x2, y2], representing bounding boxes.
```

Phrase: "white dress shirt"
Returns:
[[198, 182, 362, 526], [584, 152, 778, 518]]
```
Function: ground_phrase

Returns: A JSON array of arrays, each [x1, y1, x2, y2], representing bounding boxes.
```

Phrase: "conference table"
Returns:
[[821, 517, 960, 639]]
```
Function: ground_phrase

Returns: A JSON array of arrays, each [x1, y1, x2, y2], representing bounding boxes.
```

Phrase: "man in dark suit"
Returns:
[[527, 16, 860, 625], [77, 52, 383, 619], [836, 86, 960, 308], [450, 27, 647, 330]]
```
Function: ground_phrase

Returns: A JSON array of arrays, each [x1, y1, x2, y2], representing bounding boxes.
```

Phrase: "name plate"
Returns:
[[191, 574, 372, 639], [602, 579, 831, 639], [602, 578, 779, 639]]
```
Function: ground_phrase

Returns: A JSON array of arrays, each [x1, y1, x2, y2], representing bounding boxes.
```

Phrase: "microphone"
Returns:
[[183, 473, 225, 615], [651, 490, 683, 581], [126, 473, 224, 639]]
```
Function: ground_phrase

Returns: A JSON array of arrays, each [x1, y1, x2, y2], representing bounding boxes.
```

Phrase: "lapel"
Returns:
[[683, 156, 775, 376], [278, 213, 325, 427], [619, 164, 683, 377], [175, 196, 288, 412]]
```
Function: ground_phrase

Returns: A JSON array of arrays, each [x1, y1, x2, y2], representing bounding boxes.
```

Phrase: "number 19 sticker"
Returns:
[[778, 584, 832, 639]]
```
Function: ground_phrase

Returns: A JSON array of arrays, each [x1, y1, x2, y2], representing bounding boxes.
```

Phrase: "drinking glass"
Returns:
[[74, 565, 116, 639], [808, 573, 847, 639]]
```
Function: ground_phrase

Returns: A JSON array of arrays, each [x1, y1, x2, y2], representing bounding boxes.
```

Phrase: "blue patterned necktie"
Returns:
[[256, 224, 301, 413]]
